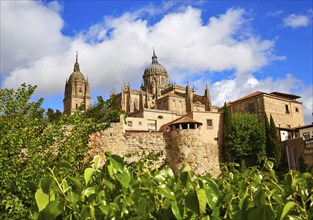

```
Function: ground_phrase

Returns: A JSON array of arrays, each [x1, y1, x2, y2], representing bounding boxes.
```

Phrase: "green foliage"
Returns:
[[32, 155, 313, 220], [0, 84, 110, 219], [83, 95, 124, 126], [265, 115, 282, 168], [45, 108, 62, 123], [225, 113, 266, 168]]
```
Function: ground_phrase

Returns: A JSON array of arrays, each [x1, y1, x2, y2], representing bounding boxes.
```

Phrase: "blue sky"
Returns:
[[1, 0, 312, 123]]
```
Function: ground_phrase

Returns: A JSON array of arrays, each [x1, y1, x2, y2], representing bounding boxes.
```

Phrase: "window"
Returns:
[[285, 104, 289, 114], [79, 87, 82, 93], [76, 103, 78, 109], [128, 121, 133, 127], [161, 78, 165, 85], [303, 132, 310, 140], [134, 98, 138, 110], [139, 122, 142, 126], [295, 107, 299, 112], [207, 119, 213, 128]]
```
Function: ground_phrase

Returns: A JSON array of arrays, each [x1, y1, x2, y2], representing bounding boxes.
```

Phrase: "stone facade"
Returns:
[[114, 50, 212, 117], [228, 91, 304, 128], [86, 119, 221, 177]]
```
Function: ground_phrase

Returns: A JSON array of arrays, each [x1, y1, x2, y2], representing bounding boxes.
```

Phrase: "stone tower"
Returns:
[[63, 53, 91, 115]]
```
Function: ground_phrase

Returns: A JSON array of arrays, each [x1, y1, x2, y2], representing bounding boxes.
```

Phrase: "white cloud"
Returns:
[[1, 1, 312, 123], [0, 1, 70, 77], [283, 13, 311, 28]]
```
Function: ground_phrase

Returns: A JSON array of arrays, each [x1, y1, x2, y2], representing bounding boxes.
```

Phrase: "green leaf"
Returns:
[[158, 185, 175, 200], [110, 154, 124, 172], [204, 178, 219, 209], [248, 204, 275, 220], [197, 189, 207, 215], [116, 170, 131, 188], [84, 168, 94, 186], [45, 200, 63, 220], [68, 177, 83, 192], [300, 172, 312, 180], [280, 201, 296, 220], [41, 176, 52, 194], [35, 188, 50, 211], [171, 201, 182, 220], [185, 191, 198, 213], [67, 191, 80, 205], [84, 187, 96, 197]]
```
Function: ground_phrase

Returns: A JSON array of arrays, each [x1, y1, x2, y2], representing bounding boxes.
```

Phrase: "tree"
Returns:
[[226, 113, 266, 169], [0, 84, 46, 217], [46, 108, 62, 122], [265, 115, 281, 168], [83, 95, 124, 126], [222, 103, 232, 162]]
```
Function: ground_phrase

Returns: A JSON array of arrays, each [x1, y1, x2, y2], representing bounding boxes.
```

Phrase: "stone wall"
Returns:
[[166, 129, 221, 176], [87, 123, 221, 177]]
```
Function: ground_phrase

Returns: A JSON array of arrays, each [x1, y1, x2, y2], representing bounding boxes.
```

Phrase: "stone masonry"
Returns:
[[86, 122, 221, 177]]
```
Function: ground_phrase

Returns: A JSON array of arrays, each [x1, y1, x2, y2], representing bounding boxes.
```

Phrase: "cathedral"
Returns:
[[114, 50, 212, 115]]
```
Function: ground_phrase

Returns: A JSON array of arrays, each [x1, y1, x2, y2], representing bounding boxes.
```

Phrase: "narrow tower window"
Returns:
[[285, 104, 289, 114]]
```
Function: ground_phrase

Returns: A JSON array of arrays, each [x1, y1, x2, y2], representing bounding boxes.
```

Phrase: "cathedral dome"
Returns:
[[68, 55, 86, 82], [144, 50, 168, 76]]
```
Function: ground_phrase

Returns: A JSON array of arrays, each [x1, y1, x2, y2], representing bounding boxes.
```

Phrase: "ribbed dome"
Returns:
[[69, 71, 85, 81], [68, 55, 85, 81], [144, 50, 168, 76]]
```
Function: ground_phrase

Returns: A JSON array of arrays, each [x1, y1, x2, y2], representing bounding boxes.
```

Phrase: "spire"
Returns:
[[152, 47, 158, 64], [74, 51, 80, 72]]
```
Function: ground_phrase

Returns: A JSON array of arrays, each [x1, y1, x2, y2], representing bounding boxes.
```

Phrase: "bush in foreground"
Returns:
[[32, 154, 312, 220]]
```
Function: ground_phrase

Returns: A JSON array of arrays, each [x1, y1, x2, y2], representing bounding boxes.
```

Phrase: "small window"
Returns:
[[139, 122, 142, 125], [295, 107, 299, 112], [79, 87, 82, 93], [158, 115, 163, 119], [303, 132, 310, 140], [76, 103, 78, 109], [207, 119, 213, 128], [128, 121, 133, 127], [285, 104, 289, 114], [214, 137, 218, 141]]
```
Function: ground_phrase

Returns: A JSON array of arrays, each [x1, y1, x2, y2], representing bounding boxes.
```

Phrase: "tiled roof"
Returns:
[[230, 91, 265, 103]]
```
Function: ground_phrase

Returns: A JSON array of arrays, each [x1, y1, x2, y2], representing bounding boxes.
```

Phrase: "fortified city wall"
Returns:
[[86, 122, 221, 177]]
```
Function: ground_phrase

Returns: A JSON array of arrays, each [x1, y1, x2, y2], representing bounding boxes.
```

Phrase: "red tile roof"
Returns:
[[230, 91, 265, 103]]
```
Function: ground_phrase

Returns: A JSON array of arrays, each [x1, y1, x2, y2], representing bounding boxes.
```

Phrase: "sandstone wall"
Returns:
[[87, 123, 221, 177]]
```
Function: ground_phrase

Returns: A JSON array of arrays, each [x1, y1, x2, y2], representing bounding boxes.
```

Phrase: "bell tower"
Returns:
[[63, 53, 91, 115]]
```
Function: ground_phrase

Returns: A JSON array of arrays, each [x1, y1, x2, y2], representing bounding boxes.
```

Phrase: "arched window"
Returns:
[[76, 103, 78, 109], [161, 77, 164, 85], [134, 98, 138, 110], [79, 87, 82, 93]]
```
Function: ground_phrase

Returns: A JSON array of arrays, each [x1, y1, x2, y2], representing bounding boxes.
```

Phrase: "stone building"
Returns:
[[227, 91, 312, 170], [63, 54, 91, 115], [227, 91, 304, 128], [114, 50, 212, 116], [85, 50, 223, 176]]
